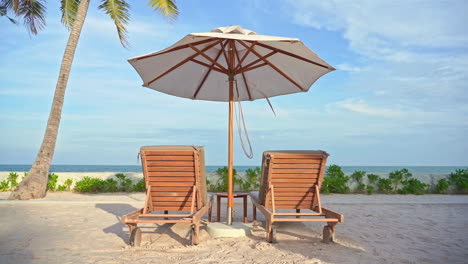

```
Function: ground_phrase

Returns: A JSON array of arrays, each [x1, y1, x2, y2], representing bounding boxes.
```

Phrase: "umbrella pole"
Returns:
[[227, 77, 234, 225], [227, 40, 235, 225]]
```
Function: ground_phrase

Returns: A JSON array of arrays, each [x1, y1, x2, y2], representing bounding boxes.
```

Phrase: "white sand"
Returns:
[[0, 193, 467, 264]]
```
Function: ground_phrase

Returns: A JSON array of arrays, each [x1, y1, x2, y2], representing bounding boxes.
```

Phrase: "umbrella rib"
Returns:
[[238, 62, 268, 74], [190, 59, 226, 74], [189, 44, 227, 72], [220, 40, 230, 67], [146, 39, 224, 86], [244, 40, 334, 70], [192, 46, 224, 99], [237, 41, 305, 91], [237, 51, 276, 73], [134, 38, 218, 60], [232, 42, 253, 100], [234, 41, 257, 72]]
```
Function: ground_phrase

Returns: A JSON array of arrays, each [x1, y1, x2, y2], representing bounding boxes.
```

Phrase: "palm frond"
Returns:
[[98, 0, 130, 48], [60, 0, 80, 30], [0, 4, 19, 24], [147, 0, 178, 20], [16, 0, 47, 35]]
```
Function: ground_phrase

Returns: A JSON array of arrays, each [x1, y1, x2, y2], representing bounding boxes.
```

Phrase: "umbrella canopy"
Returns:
[[129, 25, 335, 224]]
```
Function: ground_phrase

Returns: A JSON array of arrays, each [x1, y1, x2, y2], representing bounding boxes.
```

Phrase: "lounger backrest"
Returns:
[[140, 146, 207, 211], [258, 150, 329, 210]]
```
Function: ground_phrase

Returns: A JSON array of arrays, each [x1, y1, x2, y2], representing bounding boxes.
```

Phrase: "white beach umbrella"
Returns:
[[128, 25, 335, 224]]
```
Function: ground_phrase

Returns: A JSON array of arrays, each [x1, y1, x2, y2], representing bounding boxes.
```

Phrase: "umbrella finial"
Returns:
[[211, 26, 257, 35]]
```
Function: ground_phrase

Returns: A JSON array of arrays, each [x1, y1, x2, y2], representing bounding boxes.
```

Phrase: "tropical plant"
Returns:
[[47, 173, 59, 191], [351, 170, 366, 193], [389, 169, 412, 192], [0, 0, 45, 32], [399, 178, 429, 195], [7, 172, 19, 190], [0, 180, 9, 191], [8, 0, 179, 200], [434, 178, 449, 194], [132, 179, 145, 192], [321, 165, 350, 194], [208, 167, 242, 192], [242, 167, 261, 191], [448, 169, 468, 193], [377, 178, 393, 194]]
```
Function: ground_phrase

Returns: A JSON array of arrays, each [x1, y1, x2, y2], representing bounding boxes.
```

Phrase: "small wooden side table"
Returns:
[[216, 192, 248, 223]]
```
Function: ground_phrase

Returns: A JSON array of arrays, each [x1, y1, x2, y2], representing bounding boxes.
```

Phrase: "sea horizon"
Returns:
[[0, 164, 466, 174]]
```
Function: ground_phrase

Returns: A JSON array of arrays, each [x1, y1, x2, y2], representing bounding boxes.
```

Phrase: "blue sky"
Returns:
[[1, 0, 467, 166]]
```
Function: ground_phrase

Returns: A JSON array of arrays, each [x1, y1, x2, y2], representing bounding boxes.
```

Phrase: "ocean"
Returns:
[[0, 165, 466, 174]]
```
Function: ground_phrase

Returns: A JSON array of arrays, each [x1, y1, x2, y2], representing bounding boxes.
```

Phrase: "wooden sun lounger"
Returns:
[[121, 146, 213, 246], [250, 150, 343, 243]]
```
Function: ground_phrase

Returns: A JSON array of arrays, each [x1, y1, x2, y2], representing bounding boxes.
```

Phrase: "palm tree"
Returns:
[[7, 0, 178, 200]]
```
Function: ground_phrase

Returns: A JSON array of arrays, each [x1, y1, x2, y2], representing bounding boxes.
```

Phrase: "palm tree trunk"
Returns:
[[9, 0, 91, 200]]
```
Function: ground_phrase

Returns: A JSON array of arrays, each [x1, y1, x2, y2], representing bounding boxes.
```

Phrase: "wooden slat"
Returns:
[[274, 196, 314, 201], [272, 179, 316, 183], [145, 156, 194, 161], [152, 197, 193, 202], [271, 154, 324, 159], [145, 161, 195, 167], [271, 169, 320, 174], [271, 163, 321, 169], [148, 177, 195, 182], [143, 150, 194, 156], [274, 218, 339, 222], [275, 201, 313, 205], [152, 206, 193, 211], [150, 187, 192, 192], [147, 167, 195, 172], [152, 201, 191, 206], [147, 171, 195, 176], [274, 205, 314, 209], [273, 159, 322, 164], [271, 174, 319, 179], [272, 193, 313, 197], [273, 188, 314, 192], [151, 192, 192, 197], [149, 182, 194, 187], [269, 183, 315, 188]]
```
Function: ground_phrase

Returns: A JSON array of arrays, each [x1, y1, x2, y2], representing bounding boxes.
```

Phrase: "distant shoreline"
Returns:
[[0, 164, 466, 174]]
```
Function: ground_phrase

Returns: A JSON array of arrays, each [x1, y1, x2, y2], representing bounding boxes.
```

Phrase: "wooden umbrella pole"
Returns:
[[227, 40, 235, 225]]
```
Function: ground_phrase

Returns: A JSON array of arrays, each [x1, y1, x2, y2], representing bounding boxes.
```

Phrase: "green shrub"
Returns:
[[389, 169, 412, 192], [367, 174, 379, 185], [435, 178, 449, 194], [208, 167, 241, 192], [47, 173, 59, 191], [377, 178, 393, 193], [399, 178, 429, 195], [106, 178, 119, 192], [366, 185, 374, 195], [132, 179, 146, 192], [75, 177, 107, 193], [115, 173, 133, 192], [448, 169, 468, 193], [351, 171, 366, 193], [242, 167, 261, 191], [321, 165, 350, 194], [0, 180, 9, 191], [7, 172, 19, 190]]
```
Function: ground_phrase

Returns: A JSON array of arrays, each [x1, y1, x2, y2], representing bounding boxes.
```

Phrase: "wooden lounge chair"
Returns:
[[121, 146, 213, 246], [250, 150, 343, 243]]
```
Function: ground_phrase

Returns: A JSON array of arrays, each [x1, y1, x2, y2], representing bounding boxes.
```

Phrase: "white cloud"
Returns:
[[331, 98, 405, 118]]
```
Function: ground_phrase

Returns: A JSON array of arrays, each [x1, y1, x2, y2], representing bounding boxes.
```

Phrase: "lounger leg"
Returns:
[[296, 209, 300, 218], [191, 224, 200, 245], [253, 205, 257, 222], [266, 220, 276, 243], [323, 222, 337, 243], [208, 203, 212, 222], [164, 210, 168, 220]]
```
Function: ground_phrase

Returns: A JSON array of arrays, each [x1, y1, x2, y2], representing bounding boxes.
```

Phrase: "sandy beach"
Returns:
[[1, 192, 467, 264]]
